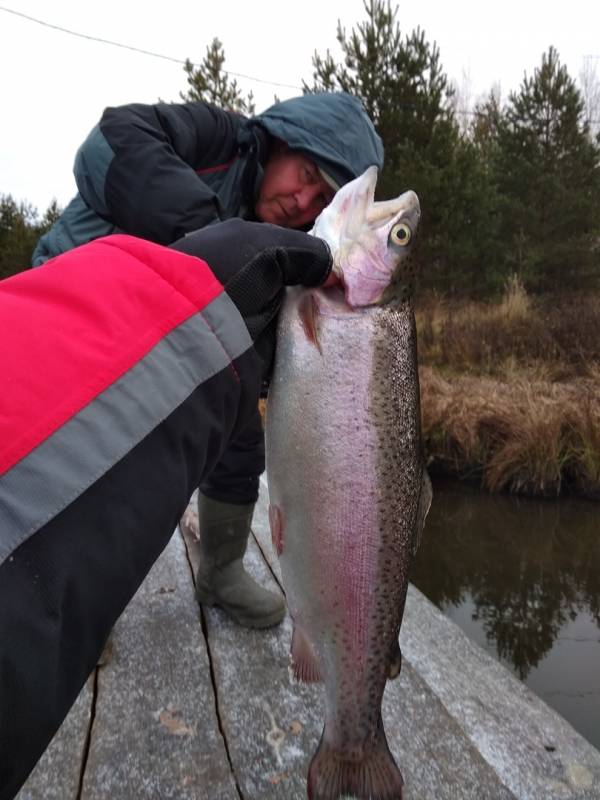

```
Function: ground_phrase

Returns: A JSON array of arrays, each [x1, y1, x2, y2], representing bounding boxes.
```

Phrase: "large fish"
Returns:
[[265, 167, 432, 800]]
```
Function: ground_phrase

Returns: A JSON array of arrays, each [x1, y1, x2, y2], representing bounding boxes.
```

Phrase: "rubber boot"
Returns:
[[195, 495, 285, 628]]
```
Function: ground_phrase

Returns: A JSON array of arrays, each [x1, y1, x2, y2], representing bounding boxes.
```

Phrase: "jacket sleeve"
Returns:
[[0, 235, 262, 799], [80, 102, 244, 243]]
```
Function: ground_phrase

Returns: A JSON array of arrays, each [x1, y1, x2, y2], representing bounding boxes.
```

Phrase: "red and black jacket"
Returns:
[[0, 234, 261, 799]]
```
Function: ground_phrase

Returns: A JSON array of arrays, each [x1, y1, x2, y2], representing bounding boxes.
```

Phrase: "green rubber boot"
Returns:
[[195, 495, 285, 628]]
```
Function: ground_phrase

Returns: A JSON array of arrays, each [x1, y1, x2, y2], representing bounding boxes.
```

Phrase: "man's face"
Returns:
[[255, 149, 336, 229]]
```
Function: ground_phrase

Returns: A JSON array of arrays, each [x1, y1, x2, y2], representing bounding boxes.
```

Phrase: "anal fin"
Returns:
[[291, 624, 322, 683]]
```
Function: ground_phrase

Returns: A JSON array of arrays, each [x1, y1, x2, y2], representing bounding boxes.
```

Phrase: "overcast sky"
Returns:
[[1, 0, 599, 212]]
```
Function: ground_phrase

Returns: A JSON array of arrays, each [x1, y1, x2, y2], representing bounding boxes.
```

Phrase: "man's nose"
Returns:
[[295, 185, 320, 212]]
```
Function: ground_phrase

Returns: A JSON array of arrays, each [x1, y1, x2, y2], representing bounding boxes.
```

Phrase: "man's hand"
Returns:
[[170, 218, 332, 296], [169, 219, 334, 378]]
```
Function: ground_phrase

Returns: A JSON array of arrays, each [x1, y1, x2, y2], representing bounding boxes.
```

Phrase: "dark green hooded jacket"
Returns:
[[32, 93, 383, 265]]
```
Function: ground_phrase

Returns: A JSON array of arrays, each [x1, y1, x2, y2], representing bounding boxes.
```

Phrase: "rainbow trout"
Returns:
[[265, 167, 431, 800]]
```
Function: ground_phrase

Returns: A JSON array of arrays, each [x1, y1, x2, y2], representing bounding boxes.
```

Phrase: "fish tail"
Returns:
[[307, 717, 403, 800]]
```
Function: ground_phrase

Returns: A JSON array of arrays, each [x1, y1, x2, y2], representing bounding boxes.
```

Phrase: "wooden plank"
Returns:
[[15, 679, 93, 800], [80, 531, 238, 800], [182, 514, 318, 800]]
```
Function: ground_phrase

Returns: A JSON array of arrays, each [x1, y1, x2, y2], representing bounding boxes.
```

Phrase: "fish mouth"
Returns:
[[366, 189, 420, 228], [311, 168, 421, 308]]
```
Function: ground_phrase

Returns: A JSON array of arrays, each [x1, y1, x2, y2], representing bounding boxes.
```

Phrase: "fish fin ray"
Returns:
[[268, 503, 284, 557], [298, 292, 323, 354], [388, 638, 402, 680], [412, 469, 433, 556], [290, 624, 322, 683], [308, 717, 403, 799]]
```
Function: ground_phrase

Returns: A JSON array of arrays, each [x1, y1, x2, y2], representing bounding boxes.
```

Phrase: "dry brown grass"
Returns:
[[415, 282, 600, 495], [420, 366, 600, 497], [416, 285, 600, 379], [499, 273, 530, 320]]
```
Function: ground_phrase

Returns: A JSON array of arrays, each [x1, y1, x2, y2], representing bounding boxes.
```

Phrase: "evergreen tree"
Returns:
[[180, 38, 255, 114], [305, 0, 499, 295], [471, 86, 503, 155], [0, 195, 61, 279], [494, 47, 600, 290]]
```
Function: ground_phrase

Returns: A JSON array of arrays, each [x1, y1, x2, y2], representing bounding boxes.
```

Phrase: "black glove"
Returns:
[[169, 218, 333, 380]]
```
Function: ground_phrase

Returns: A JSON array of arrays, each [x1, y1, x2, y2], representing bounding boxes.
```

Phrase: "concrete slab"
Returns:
[[401, 585, 600, 800]]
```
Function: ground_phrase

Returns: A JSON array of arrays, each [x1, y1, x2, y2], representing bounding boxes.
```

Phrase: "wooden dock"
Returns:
[[16, 480, 600, 800]]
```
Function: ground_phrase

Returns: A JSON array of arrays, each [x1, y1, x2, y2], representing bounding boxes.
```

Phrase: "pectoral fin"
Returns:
[[298, 292, 322, 354]]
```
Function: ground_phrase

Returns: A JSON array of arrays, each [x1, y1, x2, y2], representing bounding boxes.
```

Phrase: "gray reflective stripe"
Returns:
[[0, 292, 252, 566]]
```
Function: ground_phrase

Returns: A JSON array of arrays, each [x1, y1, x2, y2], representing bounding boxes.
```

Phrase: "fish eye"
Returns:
[[390, 223, 412, 246]]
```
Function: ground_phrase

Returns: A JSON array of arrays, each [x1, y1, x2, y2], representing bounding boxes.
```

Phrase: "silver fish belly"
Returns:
[[266, 285, 428, 800]]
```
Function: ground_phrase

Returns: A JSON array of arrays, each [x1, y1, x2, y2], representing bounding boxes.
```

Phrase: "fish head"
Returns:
[[310, 166, 421, 308]]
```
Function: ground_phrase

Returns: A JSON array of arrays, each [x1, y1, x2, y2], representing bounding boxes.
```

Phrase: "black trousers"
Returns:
[[200, 406, 265, 505]]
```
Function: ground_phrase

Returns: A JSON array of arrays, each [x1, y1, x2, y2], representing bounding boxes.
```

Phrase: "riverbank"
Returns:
[[416, 283, 600, 497]]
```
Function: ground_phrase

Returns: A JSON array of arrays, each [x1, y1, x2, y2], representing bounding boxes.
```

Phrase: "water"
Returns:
[[409, 478, 600, 750]]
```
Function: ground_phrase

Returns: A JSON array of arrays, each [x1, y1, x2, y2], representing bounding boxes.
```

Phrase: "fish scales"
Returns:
[[266, 167, 430, 800]]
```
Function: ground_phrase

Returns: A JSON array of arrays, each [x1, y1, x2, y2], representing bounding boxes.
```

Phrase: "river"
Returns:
[[409, 478, 600, 750]]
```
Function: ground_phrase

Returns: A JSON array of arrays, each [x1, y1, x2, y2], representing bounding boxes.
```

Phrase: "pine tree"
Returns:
[[494, 47, 600, 290], [471, 86, 503, 155], [180, 38, 255, 114], [305, 0, 456, 197], [0, 195, 62, 279]]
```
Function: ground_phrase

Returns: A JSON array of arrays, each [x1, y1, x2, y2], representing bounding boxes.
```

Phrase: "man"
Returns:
[[32, 92, 384, 629], [0, 218, 339, 800]]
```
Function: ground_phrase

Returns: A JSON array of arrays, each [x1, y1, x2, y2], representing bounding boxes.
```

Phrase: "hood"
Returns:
[[251, 92, 384, 189]]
